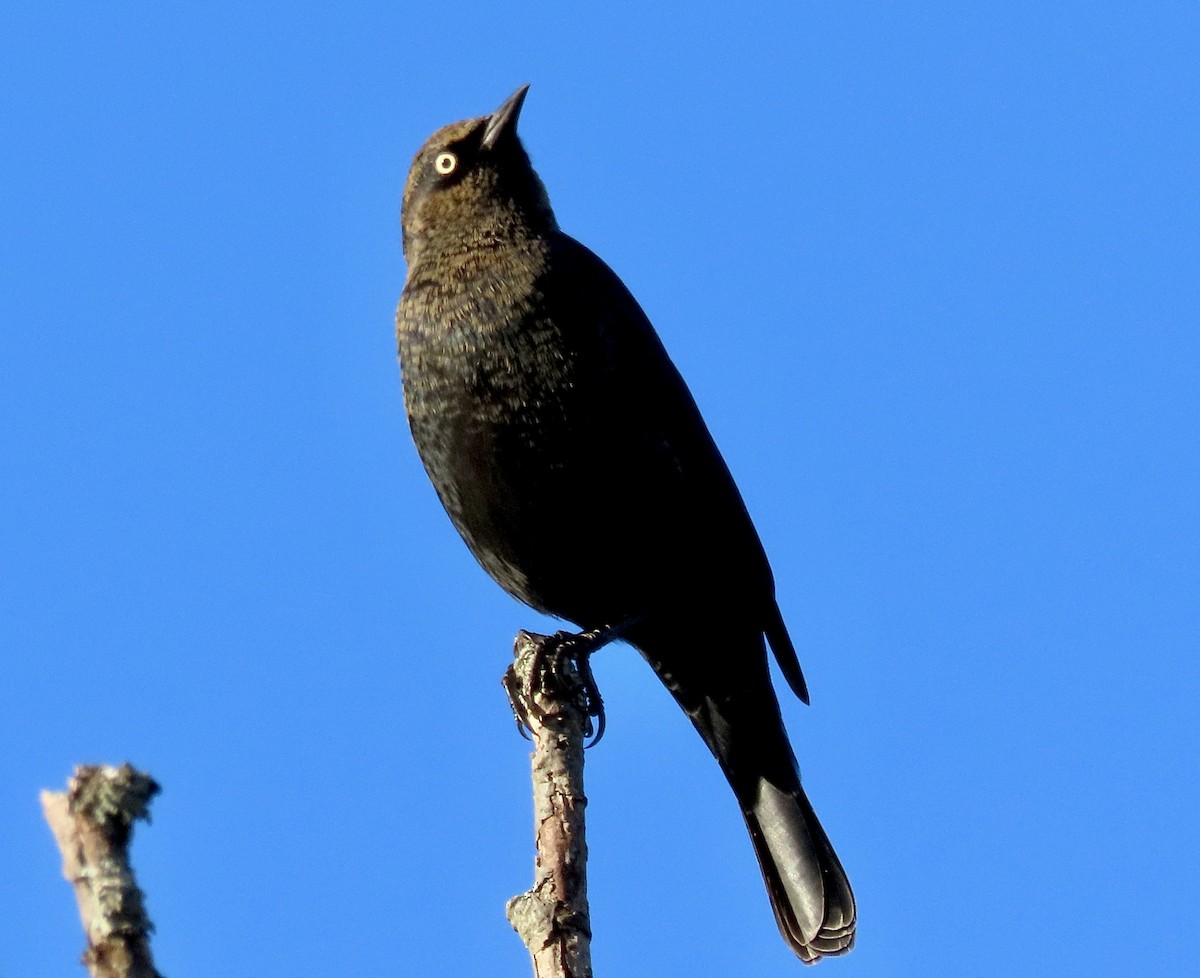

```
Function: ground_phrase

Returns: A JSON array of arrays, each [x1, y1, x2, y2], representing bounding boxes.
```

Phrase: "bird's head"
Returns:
[[401, 85, 557, 263]]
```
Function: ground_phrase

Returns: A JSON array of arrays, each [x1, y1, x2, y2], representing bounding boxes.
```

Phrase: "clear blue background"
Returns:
[[3, 3, 1197, 975]]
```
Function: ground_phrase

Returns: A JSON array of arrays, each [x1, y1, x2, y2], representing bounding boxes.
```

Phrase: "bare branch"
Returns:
[[504, 630, 594, 978], [41, 764, 164, 978]]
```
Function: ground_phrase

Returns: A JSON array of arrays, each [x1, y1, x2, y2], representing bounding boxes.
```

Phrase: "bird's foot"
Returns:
[[550, 628, 608, 746], [504, 623, 632, 748]]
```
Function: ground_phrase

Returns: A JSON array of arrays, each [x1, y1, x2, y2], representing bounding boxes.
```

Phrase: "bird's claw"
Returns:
[[504, 625, 623, 747], [548, 629, 607, 746]]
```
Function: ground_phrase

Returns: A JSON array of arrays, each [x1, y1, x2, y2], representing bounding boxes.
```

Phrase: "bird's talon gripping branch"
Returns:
[[555, 620, 640, 746], [503, 628, 611, 746], [501, 654, 538, 738], [509, 710, 534, 742], [574, 644, 606, 747]]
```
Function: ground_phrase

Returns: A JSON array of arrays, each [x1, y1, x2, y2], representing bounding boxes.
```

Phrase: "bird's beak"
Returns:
[[481, 84, 530, 150]]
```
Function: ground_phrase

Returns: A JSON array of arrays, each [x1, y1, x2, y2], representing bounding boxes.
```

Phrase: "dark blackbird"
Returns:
[[396, 86, 855, 963]]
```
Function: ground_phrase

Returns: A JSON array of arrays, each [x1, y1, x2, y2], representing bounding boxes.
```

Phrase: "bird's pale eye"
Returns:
[[434, 152, 458, 175]]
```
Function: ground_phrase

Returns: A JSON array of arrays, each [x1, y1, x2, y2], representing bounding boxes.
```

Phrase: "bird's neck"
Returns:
[[407, 213, 553, 273]]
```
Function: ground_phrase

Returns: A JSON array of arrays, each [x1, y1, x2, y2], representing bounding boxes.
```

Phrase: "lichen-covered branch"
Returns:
[[41, 764, 164, 978], [503, 630, 594, 978]]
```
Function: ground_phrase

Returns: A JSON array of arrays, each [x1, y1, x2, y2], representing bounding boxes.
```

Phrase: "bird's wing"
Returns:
[[546, 234, 809, 700]]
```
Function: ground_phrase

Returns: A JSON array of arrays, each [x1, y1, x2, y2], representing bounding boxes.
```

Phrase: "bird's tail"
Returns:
[[632, 623, 855, 963], [736, 769, 856, 963]]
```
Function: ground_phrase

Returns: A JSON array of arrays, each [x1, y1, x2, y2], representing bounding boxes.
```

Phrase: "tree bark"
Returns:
[[504, 630, 595, 978], [41, 764, 163, 978]]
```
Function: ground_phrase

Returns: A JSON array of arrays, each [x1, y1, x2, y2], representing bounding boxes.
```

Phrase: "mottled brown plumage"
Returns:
[[395, 86, 855, 963]]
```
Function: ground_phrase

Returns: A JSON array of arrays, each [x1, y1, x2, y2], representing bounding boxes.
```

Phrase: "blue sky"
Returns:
[[2, 3, 1197, 975]]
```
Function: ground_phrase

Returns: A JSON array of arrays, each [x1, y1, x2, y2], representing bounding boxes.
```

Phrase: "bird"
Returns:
[[395, 85, 855, 964]]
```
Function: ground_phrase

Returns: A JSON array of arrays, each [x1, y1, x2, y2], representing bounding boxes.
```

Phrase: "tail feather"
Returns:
[[744, 777, 856, 963], [630, 622, 855, 963]]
